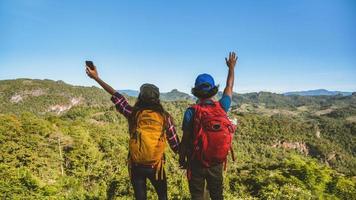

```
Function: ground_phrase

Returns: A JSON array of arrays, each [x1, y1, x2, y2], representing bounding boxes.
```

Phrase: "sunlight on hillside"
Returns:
[[1, 79, 355, 199]]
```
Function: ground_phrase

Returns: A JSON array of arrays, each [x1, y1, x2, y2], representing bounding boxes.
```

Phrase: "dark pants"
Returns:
[[131, 165, 167, 200], [189, 162, 224, 200]]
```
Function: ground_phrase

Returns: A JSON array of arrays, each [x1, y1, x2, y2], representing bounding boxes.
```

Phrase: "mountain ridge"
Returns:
[[284, 89, 353, 96], [121, 88, 354, 97], [1, 79, 355, 115]]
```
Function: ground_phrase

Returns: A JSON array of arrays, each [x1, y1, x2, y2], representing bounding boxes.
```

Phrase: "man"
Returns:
[[179, 52, 237, 200]]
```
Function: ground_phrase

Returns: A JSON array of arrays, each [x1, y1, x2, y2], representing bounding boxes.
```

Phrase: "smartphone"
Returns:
[[85, 60, 95, 70]]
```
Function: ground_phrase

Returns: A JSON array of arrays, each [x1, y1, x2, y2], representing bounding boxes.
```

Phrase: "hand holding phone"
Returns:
[[85, 60, 98, 79], [85, 60, 95, 70]]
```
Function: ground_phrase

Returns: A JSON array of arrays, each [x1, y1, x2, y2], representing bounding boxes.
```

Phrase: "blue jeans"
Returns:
[[131, 164, 167, 200]]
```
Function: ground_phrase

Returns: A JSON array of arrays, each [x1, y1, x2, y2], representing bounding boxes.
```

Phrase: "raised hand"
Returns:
[[225, 52, 237, 69], [223, 51, 237, 97], [85, 63, 99, 80], [84, 62, 116, 95]]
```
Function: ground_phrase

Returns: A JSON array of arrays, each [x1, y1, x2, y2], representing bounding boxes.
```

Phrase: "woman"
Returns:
[[86, 62, 179, 200]]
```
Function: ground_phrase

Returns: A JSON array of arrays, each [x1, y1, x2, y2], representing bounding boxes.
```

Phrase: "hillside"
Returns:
[[118, 89, 139, 97], [284, 89, 353, 96], [160, 89, 195, 101], [0, 79, 355, 199], [0, 79, 115, 115]]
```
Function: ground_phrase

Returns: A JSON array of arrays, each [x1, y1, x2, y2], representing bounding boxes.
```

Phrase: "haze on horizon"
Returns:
[[0, 0, 355, 93]]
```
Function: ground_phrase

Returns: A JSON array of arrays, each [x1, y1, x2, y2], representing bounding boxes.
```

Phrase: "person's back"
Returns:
[[86, 64, 179, 200], [179, 52, 237, 200]]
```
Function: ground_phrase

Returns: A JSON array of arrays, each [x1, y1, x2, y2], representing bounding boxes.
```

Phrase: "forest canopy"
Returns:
[[0, 79, 355, 199]]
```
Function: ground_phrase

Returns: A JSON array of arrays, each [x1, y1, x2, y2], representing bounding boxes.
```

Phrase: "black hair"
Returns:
[[191, 85, 219, 99]]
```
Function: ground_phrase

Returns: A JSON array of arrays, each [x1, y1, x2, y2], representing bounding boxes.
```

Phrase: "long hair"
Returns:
[[129, 98, 169, 133]]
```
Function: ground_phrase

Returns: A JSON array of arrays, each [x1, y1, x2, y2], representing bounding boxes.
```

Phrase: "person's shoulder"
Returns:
[[182, 106, 195, 130], [219, 94, 232, 112], [219, 94, 232, 101], [184, 107, 195, 116]]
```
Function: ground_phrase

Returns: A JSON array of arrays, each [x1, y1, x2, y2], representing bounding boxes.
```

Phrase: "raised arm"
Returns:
[[223, 52, 237, 98], [85, 63, 116, 95], [85, 62, 133, 118]]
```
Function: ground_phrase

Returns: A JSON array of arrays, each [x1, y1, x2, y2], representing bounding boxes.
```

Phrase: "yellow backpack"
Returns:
[[129, 109, 166, 179]]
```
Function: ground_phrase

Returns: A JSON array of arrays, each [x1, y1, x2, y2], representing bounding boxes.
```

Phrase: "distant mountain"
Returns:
[[160, 89, 195, 101], [118, 89, 139, 97], [284, 89, 352, 96], [118, 88, 355, 101], [0, 79, 195, 115], [2, 79, 355, 115], [217, 91, 356, 110], [119, 89, 195, 101]]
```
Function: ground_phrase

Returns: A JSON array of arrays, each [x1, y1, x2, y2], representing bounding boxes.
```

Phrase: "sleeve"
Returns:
[[165, 115, 180, 153], [179, 108, 194, 161], [110, 92, 133, 119], [182, 108, 194, 131], [219, 94, 232, 112]]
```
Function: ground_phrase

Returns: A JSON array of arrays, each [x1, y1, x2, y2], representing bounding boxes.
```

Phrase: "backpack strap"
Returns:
[[155, 159, 164, 180], [129, 109, 143, 137], [190, 103, 210, 167], [230, 146, 235, 162]]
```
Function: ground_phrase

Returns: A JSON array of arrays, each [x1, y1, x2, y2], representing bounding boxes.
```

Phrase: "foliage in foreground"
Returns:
[[1, 108, 355, 199], [0, 79, 355, 199]]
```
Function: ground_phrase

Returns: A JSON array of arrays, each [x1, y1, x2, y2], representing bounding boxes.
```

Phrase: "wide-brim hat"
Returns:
[[139, 83, 160, 101]]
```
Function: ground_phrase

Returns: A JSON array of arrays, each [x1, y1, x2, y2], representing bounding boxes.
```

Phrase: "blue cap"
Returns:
[[194, 73, 215, 91]]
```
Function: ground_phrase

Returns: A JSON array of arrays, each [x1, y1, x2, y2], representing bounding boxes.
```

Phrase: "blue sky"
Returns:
[[0, 0, 355, 93]]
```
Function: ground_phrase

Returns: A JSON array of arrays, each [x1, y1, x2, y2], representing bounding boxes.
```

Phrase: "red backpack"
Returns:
[[191, 101, 236, 168]]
